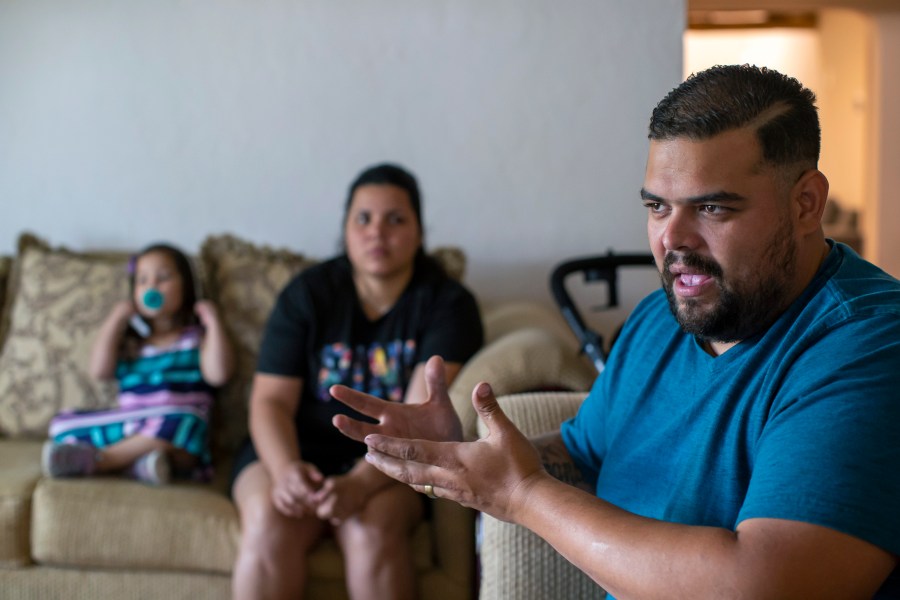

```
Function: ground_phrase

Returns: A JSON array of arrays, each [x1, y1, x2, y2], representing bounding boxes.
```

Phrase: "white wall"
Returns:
[[0, 1, 684, 312]]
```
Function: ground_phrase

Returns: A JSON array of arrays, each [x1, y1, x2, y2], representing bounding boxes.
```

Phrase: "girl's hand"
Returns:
[[194, 300, 220, 329], [111, 300, 137, 325], [89, 300, 139, 379], [311, 474, 369, 525], [270, 460, 325, 518]]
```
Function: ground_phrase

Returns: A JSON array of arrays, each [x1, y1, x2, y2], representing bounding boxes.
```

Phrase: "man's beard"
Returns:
[[661, 221, 797, 344]]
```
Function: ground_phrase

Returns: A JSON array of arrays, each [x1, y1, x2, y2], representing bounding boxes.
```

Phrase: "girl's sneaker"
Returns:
[[41, 441, 97, 478], [129, 450, 171, 485]]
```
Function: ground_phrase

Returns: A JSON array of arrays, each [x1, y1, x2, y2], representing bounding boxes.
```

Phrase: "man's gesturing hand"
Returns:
[[331, 355, 464, 443], [361, 381, 547, 523]]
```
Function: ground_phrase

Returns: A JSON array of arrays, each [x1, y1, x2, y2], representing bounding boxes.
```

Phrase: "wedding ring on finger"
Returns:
[[423, 484, 437, 499]]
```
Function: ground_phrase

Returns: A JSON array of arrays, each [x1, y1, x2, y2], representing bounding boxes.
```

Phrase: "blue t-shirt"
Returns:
[[561, 242, 900, 597]]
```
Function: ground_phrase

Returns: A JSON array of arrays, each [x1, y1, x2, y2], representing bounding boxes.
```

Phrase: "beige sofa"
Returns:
[[0, 232, 595, 600], [477, 392, 606, 600]]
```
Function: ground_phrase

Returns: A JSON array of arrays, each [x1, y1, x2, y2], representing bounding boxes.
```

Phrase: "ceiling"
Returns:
[[690, 0, 900, 10]]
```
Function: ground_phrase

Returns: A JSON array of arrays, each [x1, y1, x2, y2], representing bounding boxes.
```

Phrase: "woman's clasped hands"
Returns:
[[270, 460, 372, 525]]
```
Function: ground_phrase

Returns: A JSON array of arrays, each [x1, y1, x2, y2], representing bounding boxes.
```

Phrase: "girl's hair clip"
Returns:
[[127, 255, 137, 275]]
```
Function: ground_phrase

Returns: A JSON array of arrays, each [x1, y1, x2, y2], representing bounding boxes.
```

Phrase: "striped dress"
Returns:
[[48, 326, 214, 478]]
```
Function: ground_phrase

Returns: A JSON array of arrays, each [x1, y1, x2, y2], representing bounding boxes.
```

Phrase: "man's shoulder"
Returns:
[[826, 244, 900, 317]]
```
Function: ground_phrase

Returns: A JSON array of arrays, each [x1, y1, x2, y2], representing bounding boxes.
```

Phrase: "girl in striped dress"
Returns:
[[42, 243, 234, 485]]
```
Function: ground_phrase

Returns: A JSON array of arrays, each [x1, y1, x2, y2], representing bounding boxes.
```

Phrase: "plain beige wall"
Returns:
[[818, 9, 871, 215], [869, 10, 900, 278]]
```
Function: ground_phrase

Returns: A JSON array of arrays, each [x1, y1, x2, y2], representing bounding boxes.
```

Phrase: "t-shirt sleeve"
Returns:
[[417, 282, 484, 365], [256, 277, 311, 379], [560, 375, 605, 489], [738, 315, 900, 557]]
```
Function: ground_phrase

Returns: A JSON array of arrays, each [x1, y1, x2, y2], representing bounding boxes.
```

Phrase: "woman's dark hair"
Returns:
[[344, 163, 423, 231], [649, 64, 820, 170], [129, 243, 199, 329]]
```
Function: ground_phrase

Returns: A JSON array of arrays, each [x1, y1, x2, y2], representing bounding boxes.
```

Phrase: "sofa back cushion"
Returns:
[[0, 234, 129, 436], [200, 234, 318, 458]]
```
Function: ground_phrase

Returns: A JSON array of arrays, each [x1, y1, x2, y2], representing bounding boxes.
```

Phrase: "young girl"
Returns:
[[42, 243, 234, 485]]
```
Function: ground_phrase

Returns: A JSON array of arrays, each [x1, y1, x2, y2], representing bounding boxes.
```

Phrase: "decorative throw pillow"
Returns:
[[200, 234, 318, 456], [0, 234, 130, 437]]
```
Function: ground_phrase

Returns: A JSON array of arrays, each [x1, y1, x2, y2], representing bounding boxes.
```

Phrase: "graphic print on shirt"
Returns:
[[317, 339, 417, 402]]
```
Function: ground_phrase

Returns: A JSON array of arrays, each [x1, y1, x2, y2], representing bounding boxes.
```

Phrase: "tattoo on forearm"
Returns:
[[532, 432, 594, 493]]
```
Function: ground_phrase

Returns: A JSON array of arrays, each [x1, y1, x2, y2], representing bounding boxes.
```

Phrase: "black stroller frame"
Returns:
[[550, 251, 656, 374]]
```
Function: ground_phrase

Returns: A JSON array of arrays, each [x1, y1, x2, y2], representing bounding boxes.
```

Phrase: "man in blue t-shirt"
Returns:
[[332, 65, 900, 598]]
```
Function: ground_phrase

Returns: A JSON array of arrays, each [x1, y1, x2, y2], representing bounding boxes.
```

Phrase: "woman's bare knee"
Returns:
[[337, 483, 423, 549], [234, 462, 325, 552]]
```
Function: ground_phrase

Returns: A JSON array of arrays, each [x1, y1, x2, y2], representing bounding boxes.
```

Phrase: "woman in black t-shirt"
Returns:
[[231, 163, 483, 600]]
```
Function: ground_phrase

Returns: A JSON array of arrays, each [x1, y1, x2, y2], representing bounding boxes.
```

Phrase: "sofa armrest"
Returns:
[[476, 392, 606, 600], [450, 328, 595, 441]]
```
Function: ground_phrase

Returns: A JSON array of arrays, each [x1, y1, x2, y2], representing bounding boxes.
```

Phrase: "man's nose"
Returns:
[[661, 209, 701, 252]]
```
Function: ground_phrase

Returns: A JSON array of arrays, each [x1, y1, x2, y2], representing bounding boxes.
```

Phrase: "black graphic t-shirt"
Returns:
[[257, 255, 483, 475]]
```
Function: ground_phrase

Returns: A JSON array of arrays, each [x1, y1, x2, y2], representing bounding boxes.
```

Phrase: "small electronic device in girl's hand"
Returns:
[[129, 314, 151, 338]]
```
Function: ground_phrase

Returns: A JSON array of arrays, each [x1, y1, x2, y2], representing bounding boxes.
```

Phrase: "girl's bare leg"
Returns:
[[94, 435, 171, 472]]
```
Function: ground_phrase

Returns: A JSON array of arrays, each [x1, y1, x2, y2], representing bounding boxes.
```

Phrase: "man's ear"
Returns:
[[791, 169, 829, 235]]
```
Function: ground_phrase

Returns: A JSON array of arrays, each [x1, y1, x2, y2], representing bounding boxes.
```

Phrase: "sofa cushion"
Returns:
[[449, 327, 595, 440], [0, 234, 129, 437], [31, 478, 240, 573], [30, 476, 434, 576], [0, 440, 42, 566]]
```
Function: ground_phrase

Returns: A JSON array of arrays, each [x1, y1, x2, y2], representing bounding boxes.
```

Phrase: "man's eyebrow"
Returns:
[[639, 188, 747, 204]]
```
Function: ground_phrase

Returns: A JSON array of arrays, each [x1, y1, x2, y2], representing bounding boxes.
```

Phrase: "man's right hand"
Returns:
[[331, 355, 464, 443]]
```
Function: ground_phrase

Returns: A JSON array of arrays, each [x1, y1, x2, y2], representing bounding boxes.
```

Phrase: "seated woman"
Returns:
[[230, 163, 484, 600]]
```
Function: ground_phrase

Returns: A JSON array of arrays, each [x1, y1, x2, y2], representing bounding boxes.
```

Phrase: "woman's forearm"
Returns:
[[249, 399, 302, 479]]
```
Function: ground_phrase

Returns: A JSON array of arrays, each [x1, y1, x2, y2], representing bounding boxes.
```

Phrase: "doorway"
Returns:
[[684, 8, 870, 255]]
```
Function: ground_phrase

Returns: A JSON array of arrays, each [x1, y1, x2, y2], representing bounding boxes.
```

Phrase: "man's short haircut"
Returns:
[[649, 64, 820, 169]]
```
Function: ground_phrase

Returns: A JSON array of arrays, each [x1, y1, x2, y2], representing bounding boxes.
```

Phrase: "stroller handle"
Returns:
[[550, 252, 655, 373]]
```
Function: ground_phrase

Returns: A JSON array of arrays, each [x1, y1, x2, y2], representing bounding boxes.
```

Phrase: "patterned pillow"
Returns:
[[0, 234, 130, 437], [200, 234, 318, 456]]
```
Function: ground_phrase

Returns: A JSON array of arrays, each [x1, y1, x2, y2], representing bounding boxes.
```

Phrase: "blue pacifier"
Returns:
[[142, 288, 164, 311]]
